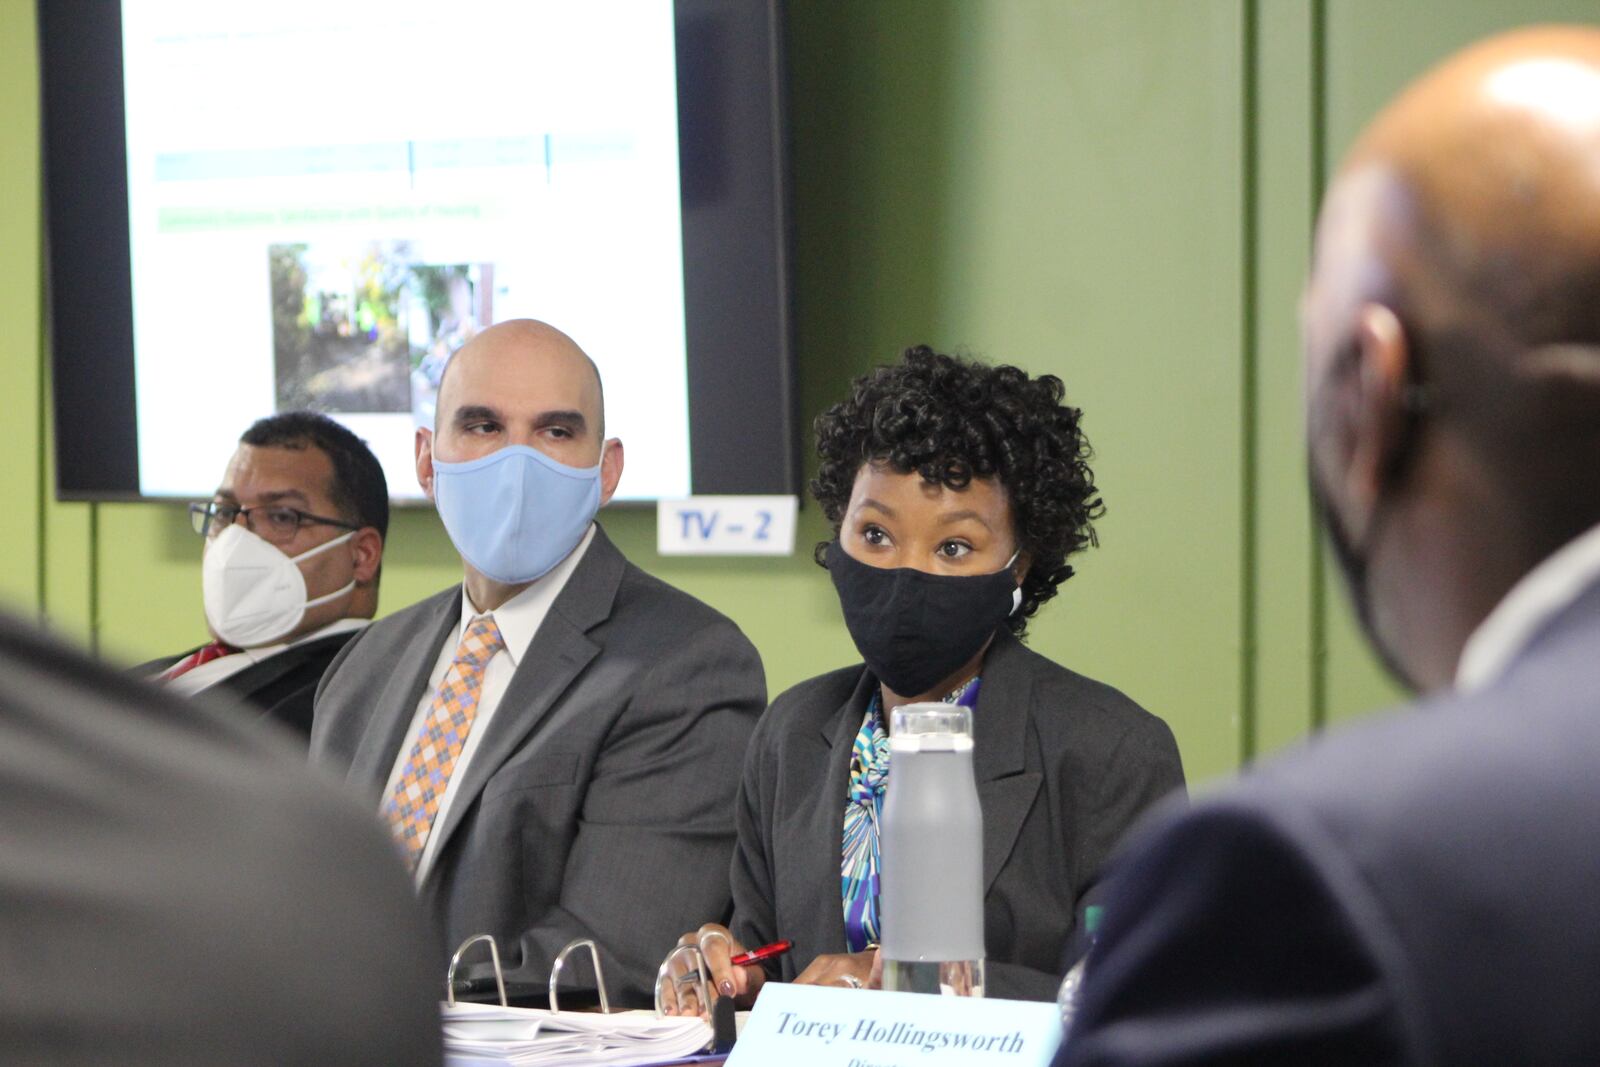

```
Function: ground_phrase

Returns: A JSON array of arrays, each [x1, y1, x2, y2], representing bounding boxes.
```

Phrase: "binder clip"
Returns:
[[446, 934, 616, 1011], [548, 938, 611, 1014], [446, 933, 507, 1008]]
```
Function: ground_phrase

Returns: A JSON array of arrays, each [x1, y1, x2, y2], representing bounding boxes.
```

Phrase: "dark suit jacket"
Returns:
[[140, 629, 358, 738], [310, 525, 766, 1007], [1060, 578, 1600, 1066], [0, 613, 440, 1065], [732, 630, 1185, 1001]]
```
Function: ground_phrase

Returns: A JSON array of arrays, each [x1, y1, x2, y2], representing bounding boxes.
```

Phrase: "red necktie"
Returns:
[[160, 640, 241, 682]]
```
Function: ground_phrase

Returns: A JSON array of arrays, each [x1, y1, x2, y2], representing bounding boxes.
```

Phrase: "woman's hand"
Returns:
[[793, 948, 879, 990], [658, 924, 767, 1017]]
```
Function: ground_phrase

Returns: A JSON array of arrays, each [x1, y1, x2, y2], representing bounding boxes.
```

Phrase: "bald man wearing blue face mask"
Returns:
[[310, 319, 766, 1008]]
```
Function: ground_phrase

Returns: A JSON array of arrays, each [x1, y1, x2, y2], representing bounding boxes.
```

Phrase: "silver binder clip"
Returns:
[[446, 933, 508, 1008], [653, 944, 710, 1019], [549, 938, 611, 1014]]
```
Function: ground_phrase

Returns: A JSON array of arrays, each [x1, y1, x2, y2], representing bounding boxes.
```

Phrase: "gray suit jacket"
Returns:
[[311, 525, 766, 1007], [1, 614, 440, 1065], [1060, 578, 1600, 1066], [732, 631, 1185, 1000]]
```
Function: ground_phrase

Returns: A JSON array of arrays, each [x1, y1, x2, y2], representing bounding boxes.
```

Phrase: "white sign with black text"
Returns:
[[656, 495, 798, 556], [725, 984, 1062, 1067]]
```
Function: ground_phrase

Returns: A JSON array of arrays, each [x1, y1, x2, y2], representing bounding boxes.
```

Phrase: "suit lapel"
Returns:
[[214, 637, 341, 708], [419, 527, 625, 891], [348, 590, 460, 798], [971, 633, 1043, 894], [812, 645, 1041, 948], [205, 653, 302, 715], [795, 669, 875, 962]]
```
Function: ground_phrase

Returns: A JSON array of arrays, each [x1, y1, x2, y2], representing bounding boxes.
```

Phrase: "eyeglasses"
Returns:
[[189, 501, 359, 544]]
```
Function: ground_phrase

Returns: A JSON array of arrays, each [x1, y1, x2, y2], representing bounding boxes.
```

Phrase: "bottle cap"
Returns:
[[888, 702, 974, 738]]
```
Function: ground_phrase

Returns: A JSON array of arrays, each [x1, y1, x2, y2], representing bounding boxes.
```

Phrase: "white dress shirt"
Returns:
[[163, 617, 371, 698], [381, 524, 596, 881], [1456, 522, 1600, 693]]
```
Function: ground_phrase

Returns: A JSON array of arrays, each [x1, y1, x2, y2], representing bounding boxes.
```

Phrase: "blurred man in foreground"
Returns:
[[2, 611, 440, 1064], [1061, 26, 1600, 1066]]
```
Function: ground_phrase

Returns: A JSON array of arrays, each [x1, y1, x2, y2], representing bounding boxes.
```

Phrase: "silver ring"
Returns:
[[839, 974, 863, 989], [697, 929, 732, 953]]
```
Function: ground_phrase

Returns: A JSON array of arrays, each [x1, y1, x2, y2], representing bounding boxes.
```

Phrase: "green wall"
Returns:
[[4, 1, 1596, 785]]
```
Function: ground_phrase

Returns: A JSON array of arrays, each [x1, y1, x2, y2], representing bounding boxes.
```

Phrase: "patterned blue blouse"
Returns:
[[840, 676, 982, 953]]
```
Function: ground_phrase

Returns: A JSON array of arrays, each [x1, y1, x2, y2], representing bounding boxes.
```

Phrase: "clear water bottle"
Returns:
[[879, 702, 985, 997], [1056, 905, 1105, 1032]]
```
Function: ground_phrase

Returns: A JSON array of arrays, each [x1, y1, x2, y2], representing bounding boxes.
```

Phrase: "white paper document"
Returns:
[[441, 1002, 713, 1067]]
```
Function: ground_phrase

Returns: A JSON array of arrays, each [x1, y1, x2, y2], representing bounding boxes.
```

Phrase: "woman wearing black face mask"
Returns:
[[664, 347, 1185, 1009]]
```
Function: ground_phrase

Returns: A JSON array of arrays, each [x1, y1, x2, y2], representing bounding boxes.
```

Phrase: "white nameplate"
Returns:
[[726, 983, 1062, 1067], [657, 495, 798, 556]]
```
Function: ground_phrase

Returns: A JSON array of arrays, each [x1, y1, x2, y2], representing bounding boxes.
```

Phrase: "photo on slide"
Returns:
[[269, 241, 493, 420]]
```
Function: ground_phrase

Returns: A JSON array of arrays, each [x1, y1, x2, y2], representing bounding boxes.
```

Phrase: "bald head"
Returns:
[[419, 317, 623, 507], [1308, 26, 1600, 495], [1310, 27, 1600, 383], [437, 319, 605, 439]]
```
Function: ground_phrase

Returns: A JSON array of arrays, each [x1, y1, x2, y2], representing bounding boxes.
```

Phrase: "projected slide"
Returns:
[[120, 0, 689, 500]]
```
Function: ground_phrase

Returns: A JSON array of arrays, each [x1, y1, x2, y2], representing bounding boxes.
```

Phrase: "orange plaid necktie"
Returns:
[[383, 615, 504, 870]]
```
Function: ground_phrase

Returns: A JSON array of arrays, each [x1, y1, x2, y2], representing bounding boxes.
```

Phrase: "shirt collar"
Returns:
[[457, 524, 597, 668], [1456, 522, 1600, 693], [238, 616, 370, 665]]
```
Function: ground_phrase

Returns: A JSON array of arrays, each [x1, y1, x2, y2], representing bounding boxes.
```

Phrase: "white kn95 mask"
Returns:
[[201, 524, 355, 647]]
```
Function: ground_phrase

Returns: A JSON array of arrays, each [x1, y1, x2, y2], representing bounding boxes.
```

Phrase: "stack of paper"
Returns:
[[441, 1002, 714, 1067]]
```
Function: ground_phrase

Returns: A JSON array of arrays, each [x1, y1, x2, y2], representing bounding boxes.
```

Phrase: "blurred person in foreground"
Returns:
[[667, 347, 1184, 1009], [142, 411, 386, 739], [1059, 25, 1600, 1067], [1, 611, 439, 1065]]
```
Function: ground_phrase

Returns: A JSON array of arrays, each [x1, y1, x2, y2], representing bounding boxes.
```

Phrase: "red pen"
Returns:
[[729, 939, 793, 967]]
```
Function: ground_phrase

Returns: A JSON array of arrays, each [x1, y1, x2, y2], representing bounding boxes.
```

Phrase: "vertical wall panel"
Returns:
[[927, 2, 1248, 783], [39, 389, 95, 646], [1250, 1, 1319, 756], [4, 0, 97, 647], [0, 0, 42, 615], [95, 503, 205, 660]]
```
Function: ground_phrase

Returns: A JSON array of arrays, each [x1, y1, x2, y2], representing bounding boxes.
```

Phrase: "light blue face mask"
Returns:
[[431, 444, 603, 584]]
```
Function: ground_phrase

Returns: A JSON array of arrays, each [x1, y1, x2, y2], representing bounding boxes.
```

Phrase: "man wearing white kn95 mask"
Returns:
[[310, 318, 766, 1009], [140, 411, 387, 741]]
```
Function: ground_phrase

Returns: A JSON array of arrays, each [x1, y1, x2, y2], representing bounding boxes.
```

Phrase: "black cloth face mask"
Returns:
[[825, 540, 1022, 698]]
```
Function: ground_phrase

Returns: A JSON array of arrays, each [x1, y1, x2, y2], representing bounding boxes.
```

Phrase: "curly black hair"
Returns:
[[811, 346, 1103, 634]]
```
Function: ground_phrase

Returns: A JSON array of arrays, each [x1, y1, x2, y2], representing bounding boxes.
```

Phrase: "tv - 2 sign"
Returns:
[[657, 496, 798, 556]]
